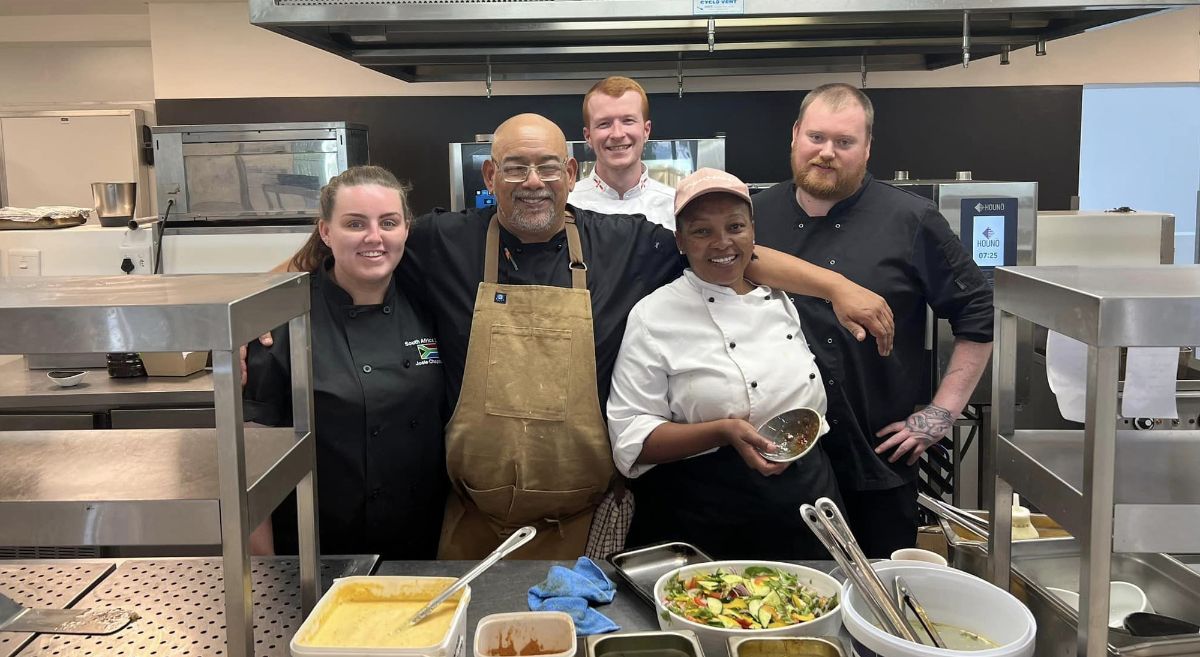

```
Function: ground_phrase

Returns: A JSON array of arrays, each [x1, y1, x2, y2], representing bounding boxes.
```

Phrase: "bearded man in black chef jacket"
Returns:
[[751, 83, 995, 558]]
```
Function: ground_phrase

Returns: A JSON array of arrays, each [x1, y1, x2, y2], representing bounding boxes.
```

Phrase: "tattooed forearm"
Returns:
[[904, 405, 954, 445]]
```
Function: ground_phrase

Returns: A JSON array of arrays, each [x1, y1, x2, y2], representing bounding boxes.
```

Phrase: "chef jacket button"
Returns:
[[410, 419, 419, 428], [707, 297, 715, 303], [370, 426, 380, 437], [382, 305, 391, 314], [809, 373, 816, 379], [404, 359, 411, 368], [787, 334, 793, 340], [516, 247, 524, 254], [370, 488, 382, 499], [828, 379, 835, 386], [835, 223, 842, 228], [829, 259, 836, 265], [832, 419, 839, 425], [763, 295, 771, 300], [362, 364, 373, 373], [824, 299, 831, 304], [798, 223, 805, 229], [750, 381, 758, 389], [556, 243, 563, 251], [349, 309, 358, 319], [826, 338, 833, 344], [729, 342, 736, 349]]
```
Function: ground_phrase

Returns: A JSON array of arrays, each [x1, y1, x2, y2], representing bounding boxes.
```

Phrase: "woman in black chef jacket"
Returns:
[[606, 169, 841, 560], [244, 165, 447, 560]]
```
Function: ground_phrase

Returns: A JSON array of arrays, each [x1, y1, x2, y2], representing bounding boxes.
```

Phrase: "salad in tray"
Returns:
[[661, 566, 837, 630]]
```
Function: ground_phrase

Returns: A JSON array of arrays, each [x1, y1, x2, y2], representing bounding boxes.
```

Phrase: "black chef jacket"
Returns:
[[244, 263, 447, 559], [396, 205, 685, 412], [752, 174, 993, 491]]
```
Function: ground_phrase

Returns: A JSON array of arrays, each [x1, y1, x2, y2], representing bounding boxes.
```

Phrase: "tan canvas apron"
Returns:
[[437, 215, 615, 559]]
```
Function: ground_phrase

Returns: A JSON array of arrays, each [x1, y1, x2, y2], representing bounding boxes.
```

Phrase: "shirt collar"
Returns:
[[790, 171, 874, 219], [586, 164, 651, 200], [682, 269, 769, 298], [315, 257, 397, 308]]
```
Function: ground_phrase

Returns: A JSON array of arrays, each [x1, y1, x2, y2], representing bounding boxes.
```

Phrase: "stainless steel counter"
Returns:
[[0, 428, 312, 547], [0, 360, 212, 412], [8, 556, 375, 657], [0, 561, 114, 657], [4, 559, 844, 657]]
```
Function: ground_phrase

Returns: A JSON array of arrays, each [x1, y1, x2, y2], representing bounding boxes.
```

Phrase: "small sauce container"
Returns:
[[474, 612, 576, 657]]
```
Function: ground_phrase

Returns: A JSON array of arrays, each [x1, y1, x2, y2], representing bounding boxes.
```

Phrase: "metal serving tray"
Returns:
[[955, 540, 1200, 656], [608, 542, 713, 607], [586, 630, 705, 657], [728, 636, 845, 657]]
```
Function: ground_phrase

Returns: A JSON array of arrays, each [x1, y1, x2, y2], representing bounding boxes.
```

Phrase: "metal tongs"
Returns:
[[894, 575, 946, 648], [799, 497, 921, 644], [917, 492, 991, 539]]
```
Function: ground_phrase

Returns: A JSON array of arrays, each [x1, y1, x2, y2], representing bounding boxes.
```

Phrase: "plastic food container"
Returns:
[[474, 612, 576, 657], [652, 560, 841, 657], [841, 563, 1035, 657], [291, 576, 471, 657]]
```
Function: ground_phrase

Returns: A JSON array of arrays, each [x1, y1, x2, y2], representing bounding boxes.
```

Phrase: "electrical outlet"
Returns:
[[119, 245, 151, 274], [8, 249, 41, 277]]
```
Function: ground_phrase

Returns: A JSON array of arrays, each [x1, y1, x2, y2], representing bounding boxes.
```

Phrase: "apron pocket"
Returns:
[[461, 481, 515, 521], [485, 325, 572, 421], [509, 486, 600, 526]]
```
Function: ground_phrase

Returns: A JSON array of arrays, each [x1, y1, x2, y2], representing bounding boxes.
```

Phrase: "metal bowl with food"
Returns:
[[756, 408, 823, 463], [652, 561, 841, 656]]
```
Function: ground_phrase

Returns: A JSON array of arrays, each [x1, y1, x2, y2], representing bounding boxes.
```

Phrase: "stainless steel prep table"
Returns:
[[10, 556, 375, 657]]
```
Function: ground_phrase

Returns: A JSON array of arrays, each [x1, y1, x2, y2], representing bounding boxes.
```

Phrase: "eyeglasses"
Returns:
[[495, 161, 565, 183]]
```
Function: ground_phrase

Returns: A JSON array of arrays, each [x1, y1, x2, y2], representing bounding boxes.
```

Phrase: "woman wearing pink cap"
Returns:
[[606, 168, 842, 559]]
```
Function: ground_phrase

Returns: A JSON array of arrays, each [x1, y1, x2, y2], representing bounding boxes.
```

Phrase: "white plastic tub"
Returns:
[[473, 611, 576, 657], [291, 576, 471, 657], [841, 563, 1035, 657]]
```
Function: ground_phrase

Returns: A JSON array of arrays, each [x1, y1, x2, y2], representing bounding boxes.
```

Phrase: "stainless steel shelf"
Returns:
[[0, 361, 213, 411], [0, 273, 319, 657], [14, 556, 376, 657], [987, 264, 1200, 657], [998, 429, 1200, 552], [0, 428, 312, 547], [0, 561, 114, 657], [994, 265, 1200, 347], [0, 273, 309, 353]]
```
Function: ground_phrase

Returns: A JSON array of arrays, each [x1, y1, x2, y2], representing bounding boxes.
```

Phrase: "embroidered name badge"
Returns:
[[405, 337, 441, 366], [494, 292, 507, 304]]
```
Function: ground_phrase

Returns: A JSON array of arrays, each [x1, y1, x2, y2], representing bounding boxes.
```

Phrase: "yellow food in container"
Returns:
[[292, 576, 471, 657]]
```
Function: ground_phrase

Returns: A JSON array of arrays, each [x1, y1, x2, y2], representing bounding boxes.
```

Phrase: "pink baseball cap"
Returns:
[[674, 167, 753, 218]]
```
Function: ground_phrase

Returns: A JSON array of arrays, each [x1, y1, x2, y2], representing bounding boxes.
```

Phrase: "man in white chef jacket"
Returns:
[[568, 76, 677, 230]]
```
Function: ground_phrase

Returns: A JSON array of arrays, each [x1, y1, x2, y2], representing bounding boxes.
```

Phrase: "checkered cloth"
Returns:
[[584, 485, 634, 560]]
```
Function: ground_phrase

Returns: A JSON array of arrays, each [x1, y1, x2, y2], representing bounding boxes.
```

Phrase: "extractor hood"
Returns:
[[248, 0, 1186, 84]]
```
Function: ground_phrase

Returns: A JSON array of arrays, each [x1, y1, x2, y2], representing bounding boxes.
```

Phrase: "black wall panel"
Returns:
[[156, 86, 1080, 217]]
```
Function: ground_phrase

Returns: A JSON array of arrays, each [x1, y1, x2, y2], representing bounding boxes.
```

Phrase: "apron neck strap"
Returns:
[[483, 214, 588, 290]]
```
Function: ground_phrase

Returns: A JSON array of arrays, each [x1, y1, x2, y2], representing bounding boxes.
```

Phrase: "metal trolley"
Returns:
[[0, 273, 320, 657], [985, 265, 1200, 657]]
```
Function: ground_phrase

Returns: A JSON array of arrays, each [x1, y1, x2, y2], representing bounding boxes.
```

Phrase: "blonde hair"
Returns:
[[797, 83, 875, 141], [290, 165, 413, 273], [582, 76, 650, 127]]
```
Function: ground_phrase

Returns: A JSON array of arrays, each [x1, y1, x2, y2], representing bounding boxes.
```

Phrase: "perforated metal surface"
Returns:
[[0, 562, 113, 657], [18, 557, 374, 657]]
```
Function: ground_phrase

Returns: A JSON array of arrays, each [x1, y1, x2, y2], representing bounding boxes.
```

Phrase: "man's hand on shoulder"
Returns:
[[829, 278, 894, 356]]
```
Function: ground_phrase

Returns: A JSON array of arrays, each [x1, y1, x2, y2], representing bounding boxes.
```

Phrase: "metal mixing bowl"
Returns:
[[756, 407, 823, 463]]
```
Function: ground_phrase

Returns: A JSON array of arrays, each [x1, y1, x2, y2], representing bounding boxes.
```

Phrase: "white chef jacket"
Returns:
[[568, 166, 676, 231], [607, 269, 831, 478]]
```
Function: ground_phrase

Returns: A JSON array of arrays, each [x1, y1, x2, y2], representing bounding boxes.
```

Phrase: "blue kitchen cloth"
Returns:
[[528, 557, 620, 635]]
